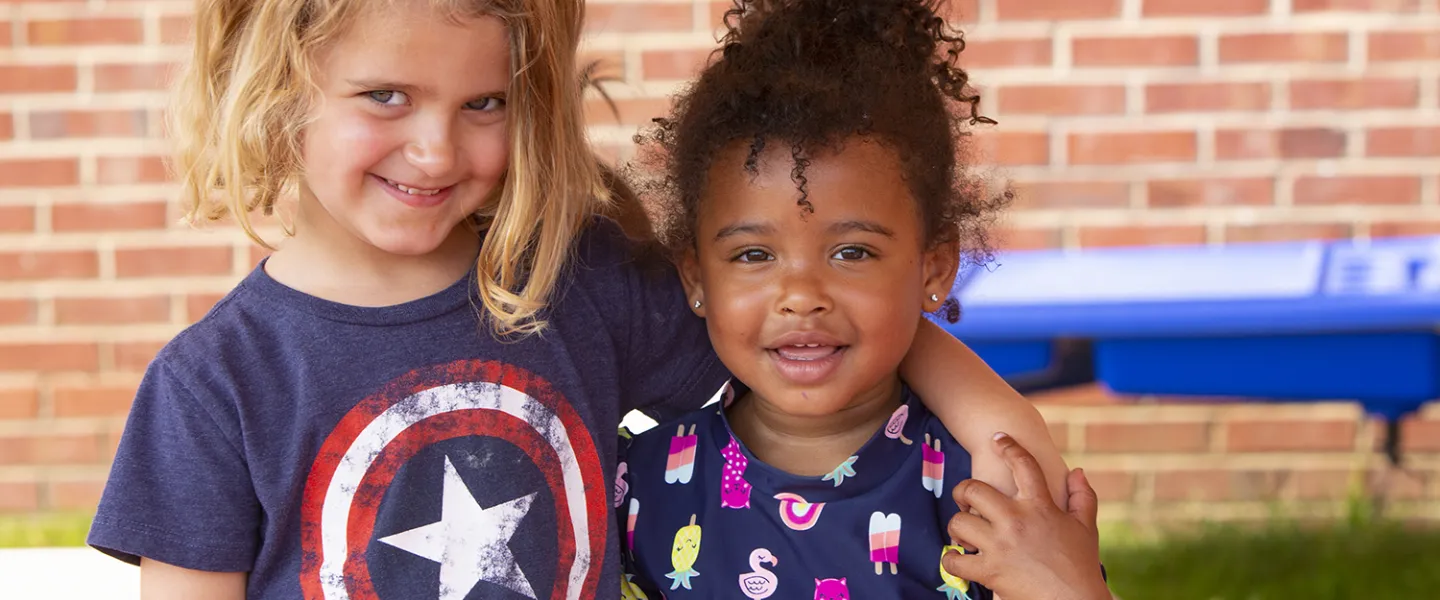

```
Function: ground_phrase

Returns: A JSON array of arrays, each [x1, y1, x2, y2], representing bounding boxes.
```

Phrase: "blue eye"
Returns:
[[833, 246, 872, 260], [465, 97, 506, 111], [366, 90, 408, 106]]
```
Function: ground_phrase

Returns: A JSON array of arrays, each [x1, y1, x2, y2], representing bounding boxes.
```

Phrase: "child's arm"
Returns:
[[944, 434, 1110, 600], [901, 320, 1070, 510], [140, 559, 245, 600]]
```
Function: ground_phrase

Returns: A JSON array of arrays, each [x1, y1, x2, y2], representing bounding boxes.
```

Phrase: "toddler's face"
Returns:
[[681, 138, 958, 417], [299, 0, 511, 257]]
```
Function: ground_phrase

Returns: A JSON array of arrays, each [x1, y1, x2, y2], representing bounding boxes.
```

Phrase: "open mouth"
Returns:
[[770, 343, 848, 361], [379, 176, 448, 196]]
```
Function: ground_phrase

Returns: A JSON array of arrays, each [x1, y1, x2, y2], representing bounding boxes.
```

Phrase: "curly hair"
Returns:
[[633, 0, 1009, 268]]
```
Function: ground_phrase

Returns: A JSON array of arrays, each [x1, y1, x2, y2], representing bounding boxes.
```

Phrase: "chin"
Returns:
[[361, 227, 458, 257]]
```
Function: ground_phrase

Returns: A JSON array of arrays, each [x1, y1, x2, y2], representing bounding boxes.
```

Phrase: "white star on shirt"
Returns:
[[378, 455, 538, 600]]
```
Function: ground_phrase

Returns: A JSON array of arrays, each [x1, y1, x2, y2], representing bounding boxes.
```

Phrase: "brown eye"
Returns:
[[832, 246, 871, 261], [736, 249, 773, 263]]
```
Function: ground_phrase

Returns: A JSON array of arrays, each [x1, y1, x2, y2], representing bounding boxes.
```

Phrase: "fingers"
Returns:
[[993, 432, 1049, 502], [946, 510, 995, 553], [952, 478, 1017, 523], [940, 545, 992, 587], [1067, 468, 1100, 531]]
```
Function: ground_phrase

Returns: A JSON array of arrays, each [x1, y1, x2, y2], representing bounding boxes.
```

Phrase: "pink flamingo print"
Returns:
[[738, 548, 779, 599]]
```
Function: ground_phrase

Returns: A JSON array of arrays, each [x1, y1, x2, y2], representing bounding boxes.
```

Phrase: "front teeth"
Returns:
[[791, 344, 822, 348], [385, 178, 442, 196]]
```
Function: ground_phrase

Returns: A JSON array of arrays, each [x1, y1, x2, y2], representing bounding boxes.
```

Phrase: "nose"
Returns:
[[403, 115, 457, 179], [775, 270, 832, 317]]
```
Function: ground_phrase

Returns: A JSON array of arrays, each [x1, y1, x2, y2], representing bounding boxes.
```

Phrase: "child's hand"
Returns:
[[942, 433, 1111, 600]]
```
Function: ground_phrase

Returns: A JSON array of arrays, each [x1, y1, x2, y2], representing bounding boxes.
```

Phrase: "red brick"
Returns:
[[1078, 225, 1207, 248], [1073, 36, 1199, 67], [1291, 470, 1355, 500], [0, 18, 10, 48], [1013, 180, 1129, 209], [0, 482, 39, 512], [113, 341, 166, 372], [1144, 0, 1269, 15], [249, 245, 274, 268], [997, 0, 1121, 20], [1293, 0, 1423, 12], [94, 62, 179, 92], [1226, 223, 1353, 243], [1029, 383, 1125, 405], [97, 155, 170, 184], [584, 97, 671, 126], [1290, 78, 1419, 110], [1226, 420, 1357, 452], [29, 109, 148, 139], [938, 0, 981, 23], [0, 250, 99, 280], [0, 65, 77, 93], [116, 246, 233, 278], [53, 383, 139, 418], [1372, 221, 1440, 238], [1069, 131, 1197, 165], [0, 388, 39, 420], [973, 131, 1048, 166], [1085, 471, 1136, 503], [995, 227, 1062, 251], [0, 434, 103, 465], [0, 298, 37, 325], [1399, 417, 1440, 452], [49, 480, 106, 511], [0, 158, 80, 187], [1216, 128, 1347, 160], [1366, 127, 1440, 157], [0, 343, 100, 373], [0, 205, 35, 232], [160, 14, 193, 44], [640, 48, 712, 81], [0, 111, 12, 140], [1149, 178, 1274, 207], [958, 38, 1052, 68], [586, 3, 693, 33], [1368, 31, 1440, 62], [1219, 32, 1349, 63], [1294, 175, 1421, 205], [1153, 469, 1285, 502], [52, 201, 170, 232], [999, 84, 1125, 116], [55, 296, 171, 326], [27, 18, 142, 46], [1047, 421, 1070, 452], [1366, 469, 1427, 500], [1146, 82, 1271, 113], [1085, 422, 1210, 453], [186, 293, 228, 321]]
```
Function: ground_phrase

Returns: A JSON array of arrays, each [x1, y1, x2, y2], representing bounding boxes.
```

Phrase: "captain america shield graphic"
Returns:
[[299, 360, 608, 600]]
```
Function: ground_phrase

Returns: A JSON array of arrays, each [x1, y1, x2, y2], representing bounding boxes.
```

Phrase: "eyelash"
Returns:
[[730, 246, 876, 263], [364, 90, 506, 112]]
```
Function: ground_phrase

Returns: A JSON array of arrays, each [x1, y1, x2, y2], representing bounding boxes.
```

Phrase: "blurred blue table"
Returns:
[[940, 236, 1440, 463]]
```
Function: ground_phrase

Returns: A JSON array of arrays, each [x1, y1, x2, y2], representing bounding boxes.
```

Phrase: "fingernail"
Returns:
[[993, 431, 1008, 441]]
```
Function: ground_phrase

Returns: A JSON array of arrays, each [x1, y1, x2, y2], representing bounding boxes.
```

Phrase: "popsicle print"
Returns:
[[666, 423, 699, 484], [922, 433, 944, 499], [868, 512, 901, 575]]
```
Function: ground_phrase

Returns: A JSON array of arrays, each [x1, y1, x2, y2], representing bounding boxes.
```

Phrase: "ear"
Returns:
[[678, 246, 707, 318], [921, 237, 961, 313]]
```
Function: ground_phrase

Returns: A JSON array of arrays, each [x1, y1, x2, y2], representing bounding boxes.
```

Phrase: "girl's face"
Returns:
[[299, 0, 511, 258], [680, 139, 959, 418]]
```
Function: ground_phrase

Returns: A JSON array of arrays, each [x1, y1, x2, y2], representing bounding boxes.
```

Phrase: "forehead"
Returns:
[[700, 138, 918, 228], [320, 0, 510, 72]]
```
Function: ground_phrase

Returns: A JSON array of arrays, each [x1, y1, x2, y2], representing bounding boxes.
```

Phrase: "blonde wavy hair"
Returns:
[[172, 0, 608, 335]]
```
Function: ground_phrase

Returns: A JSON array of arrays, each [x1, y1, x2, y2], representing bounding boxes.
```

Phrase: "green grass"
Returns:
[[1101, 518, 1440, 600], [0, 513, 92, 548]]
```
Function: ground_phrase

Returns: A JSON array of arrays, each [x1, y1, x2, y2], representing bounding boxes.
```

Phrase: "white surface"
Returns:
[[0, 548, 138, 600]]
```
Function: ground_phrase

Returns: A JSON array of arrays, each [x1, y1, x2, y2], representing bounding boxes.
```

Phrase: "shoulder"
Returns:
[[571, 216, 673, 280]]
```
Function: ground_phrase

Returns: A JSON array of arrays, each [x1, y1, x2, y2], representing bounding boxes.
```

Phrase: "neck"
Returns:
[[264, 191, 481, 307], [727, 376, 905, 477]]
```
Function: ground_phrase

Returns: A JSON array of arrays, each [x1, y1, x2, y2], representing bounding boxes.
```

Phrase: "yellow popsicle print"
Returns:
[[937, 545, 973, 600], [666, 514, 703, 590], [620, 573, 649, 600]]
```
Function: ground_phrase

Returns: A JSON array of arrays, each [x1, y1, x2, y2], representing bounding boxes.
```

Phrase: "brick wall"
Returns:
[[0, 0, 1436, 521]]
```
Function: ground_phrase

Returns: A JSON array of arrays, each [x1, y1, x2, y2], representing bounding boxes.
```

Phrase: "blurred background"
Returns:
[[0, 0, 1438, 598]]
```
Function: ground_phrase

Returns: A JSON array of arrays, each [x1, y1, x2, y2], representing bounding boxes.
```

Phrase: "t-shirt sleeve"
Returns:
[[86, 359, 261, 572], [582, 219, 730, 422]]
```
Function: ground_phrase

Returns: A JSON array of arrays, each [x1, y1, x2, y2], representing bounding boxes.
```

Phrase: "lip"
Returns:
[[372, 174, 454, 208], [765, 330, 849, 386]]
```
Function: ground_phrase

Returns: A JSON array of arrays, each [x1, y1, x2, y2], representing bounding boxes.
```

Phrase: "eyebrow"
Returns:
[[346, 79, 435, 96], [829, 220, 895, 238], [713, 221, 774, 241]]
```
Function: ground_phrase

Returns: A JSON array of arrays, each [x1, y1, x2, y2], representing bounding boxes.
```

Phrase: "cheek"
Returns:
[[463, 126, 510, 182], [304, 112, 395, 178]]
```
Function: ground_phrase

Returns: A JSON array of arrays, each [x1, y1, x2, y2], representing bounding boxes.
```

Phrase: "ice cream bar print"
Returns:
[[867, 512, 901, 575], [922, 433, 944, 499], [666, 423, 699, 484], [884, 405, 913, 445]]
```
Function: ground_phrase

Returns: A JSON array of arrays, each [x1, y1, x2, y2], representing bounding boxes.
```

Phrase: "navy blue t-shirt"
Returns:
[[87, 219, 730, 600], [617, 383, 992, 600]]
